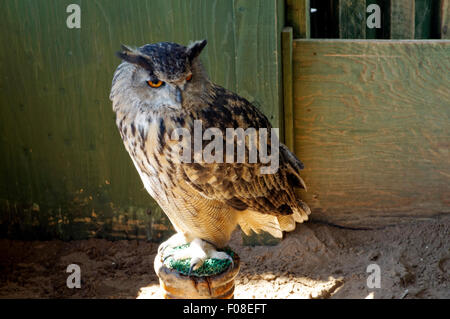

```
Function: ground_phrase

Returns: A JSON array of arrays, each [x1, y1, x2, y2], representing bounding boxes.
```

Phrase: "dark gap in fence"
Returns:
[[432, 0, 447, 39], [310, 0, 339, 38]]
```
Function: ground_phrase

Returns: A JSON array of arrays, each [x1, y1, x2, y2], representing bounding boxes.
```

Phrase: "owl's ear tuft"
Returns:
[[116, 46, 153, 71], [120, 44, 134, 53], [186, 39, 207, 62]]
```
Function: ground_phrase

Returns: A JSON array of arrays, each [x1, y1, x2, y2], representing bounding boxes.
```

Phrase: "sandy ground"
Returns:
[[0, 215, 448, 299]]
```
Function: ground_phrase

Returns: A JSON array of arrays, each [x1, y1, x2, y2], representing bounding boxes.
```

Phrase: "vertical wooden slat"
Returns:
[[286, 0, 310, 38], [440, 0, 450, 38], [232, 0, 284, 128], [282, 27, 294, 152], [339, 0, 367, 39], [390, 0, 415, 39], [415, 0, 433, 39]]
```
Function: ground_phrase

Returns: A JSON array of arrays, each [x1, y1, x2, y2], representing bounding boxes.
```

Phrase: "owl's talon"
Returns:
[[162, 253, 174, 263], [158, 242, 169, 256], [158, 233, 188, 257], [188, 257, 203, 276], [227, 255, 234, 270]]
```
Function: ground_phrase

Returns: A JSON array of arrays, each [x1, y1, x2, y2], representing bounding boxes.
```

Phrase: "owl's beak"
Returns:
[[175, 86, 183, 104]]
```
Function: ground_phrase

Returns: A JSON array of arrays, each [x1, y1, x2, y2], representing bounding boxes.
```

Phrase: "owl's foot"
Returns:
[[163, 238, 233, 276], [157, 233, 188, 256]]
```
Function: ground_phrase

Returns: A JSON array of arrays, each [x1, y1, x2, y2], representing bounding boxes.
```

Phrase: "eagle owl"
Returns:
[[110, 40, 310, 272]]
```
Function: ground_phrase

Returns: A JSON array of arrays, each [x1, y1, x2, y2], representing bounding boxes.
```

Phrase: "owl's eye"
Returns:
[[186, 74, 193, 82], [147, 80, 164, 88]]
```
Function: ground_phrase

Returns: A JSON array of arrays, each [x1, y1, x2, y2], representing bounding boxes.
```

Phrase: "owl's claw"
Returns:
[[158, 242, 170, 256], [162, 250, 200, 276], [162, 252, 174, 263], [226, 254, 234, 270], [158, 233, 188, 257], [188, 257, 203, 276]]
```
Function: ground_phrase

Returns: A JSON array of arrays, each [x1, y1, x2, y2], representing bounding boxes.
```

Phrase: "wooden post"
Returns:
[[439, 0, 450, 39], [285, 0, 310, 38], [154, 249, 240, 299], [282, 27, 295, 153], [339, 0, 367, 39], [390, 0, 415, 39]]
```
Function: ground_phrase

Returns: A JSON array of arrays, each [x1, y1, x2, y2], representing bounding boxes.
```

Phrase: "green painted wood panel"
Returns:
[[292, 39, 450, 227], [233, 0, 285, 127], [390, 0, 415, 39], [0, 0, 284, 240], [339, 0, 366, 39]]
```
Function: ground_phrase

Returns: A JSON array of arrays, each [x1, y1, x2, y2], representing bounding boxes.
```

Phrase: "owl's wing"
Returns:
[[179, 85, 307, 217]]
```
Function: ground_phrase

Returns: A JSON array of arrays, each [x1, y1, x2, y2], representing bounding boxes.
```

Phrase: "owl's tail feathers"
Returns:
[[238, 200, 311, 239], [292, 199, 311, 223], [238, 210, 283, 239], [277, 199, 311, 232]]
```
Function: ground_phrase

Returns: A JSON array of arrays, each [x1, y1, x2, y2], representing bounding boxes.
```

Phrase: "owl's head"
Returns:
[[110, 40, 208, 112]]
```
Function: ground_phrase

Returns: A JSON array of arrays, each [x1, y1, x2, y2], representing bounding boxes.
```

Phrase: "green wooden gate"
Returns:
[[282, 0, 450, 228]]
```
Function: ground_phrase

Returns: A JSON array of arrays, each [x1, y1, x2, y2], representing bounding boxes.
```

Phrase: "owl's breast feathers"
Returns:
[[115, 84, 310, 244]]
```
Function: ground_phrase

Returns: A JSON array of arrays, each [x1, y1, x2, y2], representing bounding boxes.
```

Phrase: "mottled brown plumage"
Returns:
[[110, 40, 310, 270]]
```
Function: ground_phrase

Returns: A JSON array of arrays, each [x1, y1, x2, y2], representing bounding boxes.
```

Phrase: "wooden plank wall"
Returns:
[[0, 0, 285, 240], [306, 0, 450, 39], [292, 39, 450, 227]]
